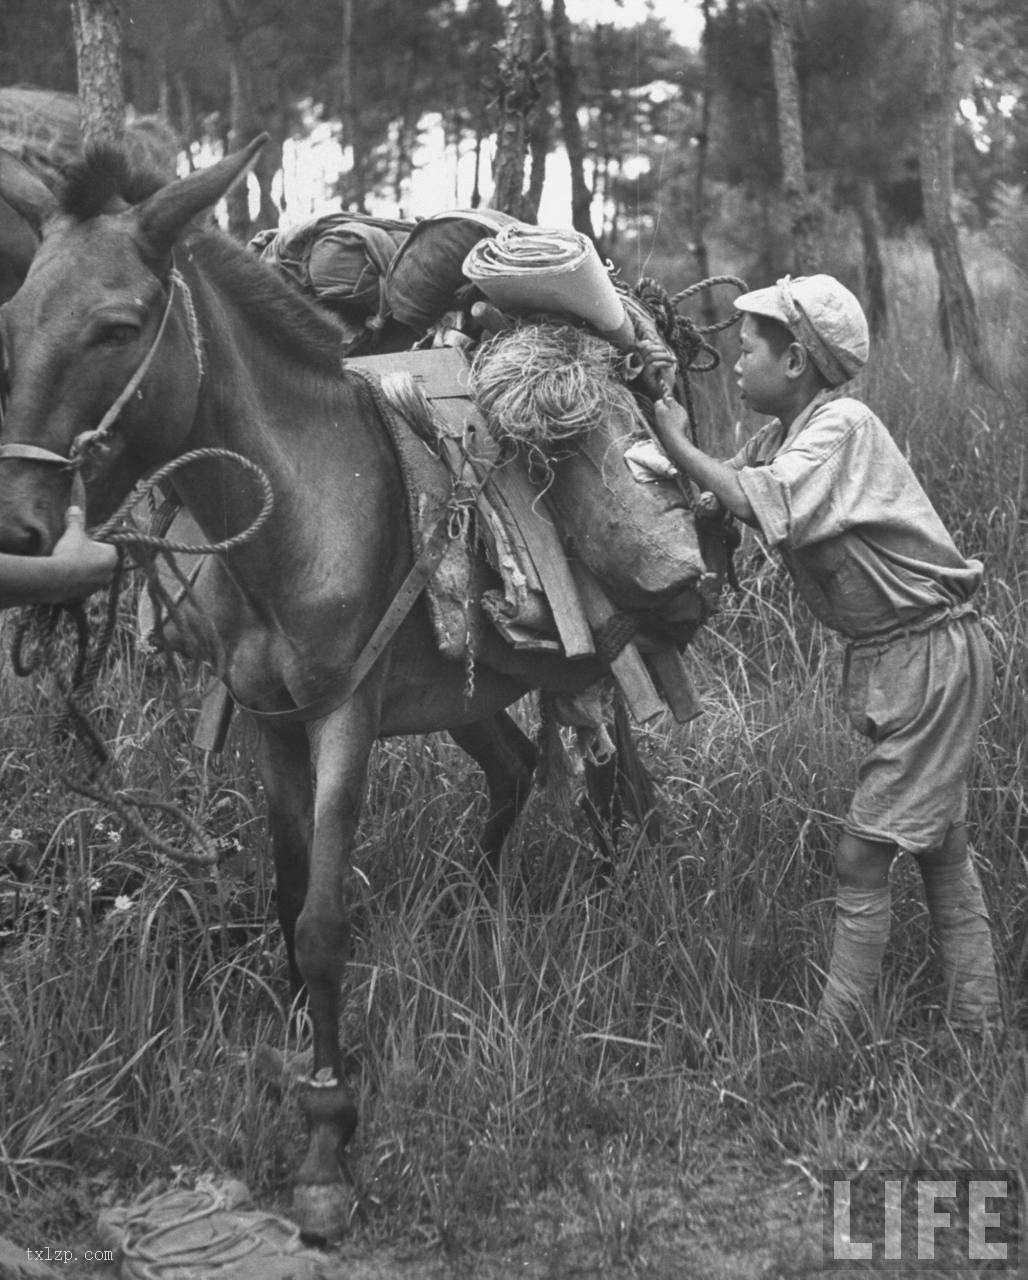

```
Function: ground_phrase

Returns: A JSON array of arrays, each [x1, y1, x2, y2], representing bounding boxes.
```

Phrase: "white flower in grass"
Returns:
[[89, 877, 102, 892], [8, 829, 24, 842], [113, 895, 134, 913]]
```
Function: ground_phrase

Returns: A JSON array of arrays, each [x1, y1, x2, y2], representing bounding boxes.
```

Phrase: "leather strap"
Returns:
[[234, 491, 472, 724], [0, 442, 74, 465]]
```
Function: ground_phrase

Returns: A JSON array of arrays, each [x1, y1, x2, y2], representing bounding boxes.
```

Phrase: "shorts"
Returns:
[[840, 612, 992, 854]]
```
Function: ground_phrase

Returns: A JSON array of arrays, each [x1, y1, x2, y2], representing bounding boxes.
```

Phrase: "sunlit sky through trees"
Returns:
[[272, 1, 702, 230]]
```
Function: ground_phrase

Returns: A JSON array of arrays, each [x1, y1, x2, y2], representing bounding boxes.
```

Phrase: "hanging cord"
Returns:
[[632, 273, 748, 446], [10, 448, 274, 867], [628, 275, 748, 592]]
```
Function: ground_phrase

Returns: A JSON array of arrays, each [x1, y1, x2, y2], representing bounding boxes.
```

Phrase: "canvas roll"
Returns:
[[463, 225, 628, 335]]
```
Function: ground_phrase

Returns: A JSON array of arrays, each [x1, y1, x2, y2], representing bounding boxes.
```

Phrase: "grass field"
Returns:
[[0, 235, 1025, 1276]]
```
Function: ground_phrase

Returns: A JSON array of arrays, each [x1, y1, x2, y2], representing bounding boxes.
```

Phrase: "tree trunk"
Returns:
[[550, 0, 595, 241], [69, 0, 124, 147], [692, 0, 717, 325], [854, 178, 888, 337], [224, 53, 252, 238], [920, 0, 988, 379], [764, 0, 817, 273], [471, 129, 483, 209], [214, 0, 256, 238], [174, 71, 195, 168], [490, 0, 543, 219], [522, 5, 550, 225], [524, 102, 549, 225], [339, 0, 368, 212]]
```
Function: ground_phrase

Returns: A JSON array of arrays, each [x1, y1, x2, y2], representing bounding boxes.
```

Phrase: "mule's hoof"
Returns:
[[293, 1181, 351, 1242]]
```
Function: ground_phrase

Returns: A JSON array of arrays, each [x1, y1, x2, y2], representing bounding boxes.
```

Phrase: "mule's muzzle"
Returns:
[[0, 505, 54, 556], [0, 448, 76, 555]]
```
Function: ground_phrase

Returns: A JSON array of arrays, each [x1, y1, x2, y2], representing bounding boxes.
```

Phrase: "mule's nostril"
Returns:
[[0, 518, 49, 557], [22, 525, 48, 557]]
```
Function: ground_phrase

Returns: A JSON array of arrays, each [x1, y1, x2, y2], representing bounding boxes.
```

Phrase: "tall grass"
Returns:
[[0, 236, 1024, 1266]]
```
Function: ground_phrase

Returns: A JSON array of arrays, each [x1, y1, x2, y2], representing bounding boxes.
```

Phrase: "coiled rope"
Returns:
[[632, 273, 749, 446], [11, 447, 274, 866]]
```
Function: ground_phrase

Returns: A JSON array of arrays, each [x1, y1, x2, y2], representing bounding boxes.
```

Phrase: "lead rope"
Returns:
[[11, 448, 274, 866], [633, 273, 748, 447]]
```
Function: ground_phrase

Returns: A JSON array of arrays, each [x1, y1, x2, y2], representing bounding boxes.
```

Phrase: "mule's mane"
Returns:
[[189, 230, 350, 376], [60, 143, 168, 220]]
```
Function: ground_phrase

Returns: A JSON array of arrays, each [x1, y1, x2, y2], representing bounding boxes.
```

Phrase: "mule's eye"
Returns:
[[96, 322, 140, 348]]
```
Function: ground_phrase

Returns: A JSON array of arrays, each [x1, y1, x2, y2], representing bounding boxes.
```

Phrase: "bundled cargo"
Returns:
[[251, 212, 413, 332], [0, 86, 178, 183], [468, 322, 712, 636], [385, 208, 523, 334]]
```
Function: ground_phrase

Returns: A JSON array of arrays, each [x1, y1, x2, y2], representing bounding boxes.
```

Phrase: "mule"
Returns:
[[0, 137, 710, 1238], [0, 150, 43, 303]]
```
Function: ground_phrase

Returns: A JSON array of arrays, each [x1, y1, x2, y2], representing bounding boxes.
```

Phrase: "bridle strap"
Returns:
[[0, 267, 194, 470], [0, 442, 74, 466], [72, 268, 184, 460]]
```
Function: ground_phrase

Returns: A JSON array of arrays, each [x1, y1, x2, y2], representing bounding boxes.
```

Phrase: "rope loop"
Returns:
[[9, 447, 274, 867], [94, 447, 275, 553], [630, 274, 749, 449]]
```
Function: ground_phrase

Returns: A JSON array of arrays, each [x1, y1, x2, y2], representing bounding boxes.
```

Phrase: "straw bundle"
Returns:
[[469, 322, 632, 451]]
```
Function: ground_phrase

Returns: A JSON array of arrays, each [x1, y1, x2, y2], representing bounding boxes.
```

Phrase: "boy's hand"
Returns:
[[695, 490, 727, 521], [651, 395, 691, 448], [634, 337, 677, 401], [51, 506, 118, 597]]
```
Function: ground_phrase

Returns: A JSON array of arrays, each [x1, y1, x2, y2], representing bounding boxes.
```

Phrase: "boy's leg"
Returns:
[[817, 833, 896, 1033], [917, 822, 1000, 1026]]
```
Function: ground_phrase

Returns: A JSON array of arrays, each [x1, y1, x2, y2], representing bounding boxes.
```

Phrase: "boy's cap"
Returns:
[[735, 274, 870, 386]]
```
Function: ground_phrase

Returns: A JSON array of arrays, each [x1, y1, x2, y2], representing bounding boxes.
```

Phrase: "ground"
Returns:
[[7, 1153, 1008, 1280]]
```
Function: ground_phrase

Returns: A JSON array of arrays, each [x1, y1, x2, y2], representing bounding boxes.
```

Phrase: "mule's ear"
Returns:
[[133, 133, 268, 256], [0, 147, 58, 234]]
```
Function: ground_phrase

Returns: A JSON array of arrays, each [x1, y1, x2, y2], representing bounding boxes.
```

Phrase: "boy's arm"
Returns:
[[652, 397, 756, 524], [0, 507, 118, 608]]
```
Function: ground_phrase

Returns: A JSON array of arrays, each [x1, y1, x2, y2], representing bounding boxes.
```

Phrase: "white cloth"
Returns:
[[623, 437, 680, 482]]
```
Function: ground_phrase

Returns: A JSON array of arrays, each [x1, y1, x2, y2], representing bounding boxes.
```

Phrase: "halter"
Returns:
[[0, 266, 200, 473]]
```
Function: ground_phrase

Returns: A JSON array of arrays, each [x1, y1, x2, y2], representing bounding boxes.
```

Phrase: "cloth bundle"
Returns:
[[96, 1178, 329, 1280], [384, 208, 521, 333]]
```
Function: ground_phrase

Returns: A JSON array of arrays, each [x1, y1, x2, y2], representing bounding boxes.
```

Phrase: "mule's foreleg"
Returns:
[[254, 721, 313, 998], [450, 711, 537, 875], [291, 706, 375, 1240]]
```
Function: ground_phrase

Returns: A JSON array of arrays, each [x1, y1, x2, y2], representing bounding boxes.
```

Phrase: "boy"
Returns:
[[0, 505, 117, 608], [644, 273, 1000, 1043]]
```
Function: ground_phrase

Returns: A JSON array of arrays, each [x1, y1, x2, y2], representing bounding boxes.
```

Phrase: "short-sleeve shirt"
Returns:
[[731, 393, 982, 640]]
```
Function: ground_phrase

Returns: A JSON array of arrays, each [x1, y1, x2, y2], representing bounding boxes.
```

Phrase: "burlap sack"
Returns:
[[542, 387, 709, 617]]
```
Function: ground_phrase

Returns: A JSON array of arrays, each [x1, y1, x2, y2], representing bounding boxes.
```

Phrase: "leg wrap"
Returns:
[[920, 851, 1000, 1025], [818, 884, 892, 1030]]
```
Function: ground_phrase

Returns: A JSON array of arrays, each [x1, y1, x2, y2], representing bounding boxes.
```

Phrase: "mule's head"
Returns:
[[0, 135, 265, 553]]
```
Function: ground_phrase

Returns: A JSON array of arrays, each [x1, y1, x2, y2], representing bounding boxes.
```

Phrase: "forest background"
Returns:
[[1, 1, 1027, 1276], [2, 0, 1026, 332]]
